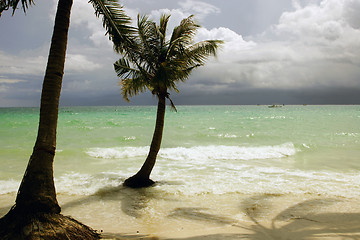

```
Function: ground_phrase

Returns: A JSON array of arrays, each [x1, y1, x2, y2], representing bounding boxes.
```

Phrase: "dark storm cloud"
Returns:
[[173, 86, 360, 105]]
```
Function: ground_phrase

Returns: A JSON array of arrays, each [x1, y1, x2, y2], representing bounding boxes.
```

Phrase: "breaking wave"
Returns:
[[86, 142, 296, 161]]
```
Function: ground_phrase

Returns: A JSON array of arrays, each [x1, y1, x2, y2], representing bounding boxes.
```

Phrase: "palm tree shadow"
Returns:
[[167, 207, 253, 239], [168, 207, 244, 227], [241, 194, 360, 240], [166, 194, 360, 240], [61, 181, 177, 218]]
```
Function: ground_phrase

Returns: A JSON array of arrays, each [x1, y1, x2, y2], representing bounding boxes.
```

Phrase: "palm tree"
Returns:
[[115, 14, 223, 188], [0, 0, 133, 238]]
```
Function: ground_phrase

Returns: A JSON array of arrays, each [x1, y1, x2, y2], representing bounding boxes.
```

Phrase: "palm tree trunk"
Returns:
[[124, 92, 166, 188], [0, 1, 102, 238], [14, 0, 73, 215], [0, 0, 100, 238]]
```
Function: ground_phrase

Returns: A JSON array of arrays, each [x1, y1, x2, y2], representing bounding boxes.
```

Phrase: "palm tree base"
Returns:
[[0, 208, 100, 240], [123, 175, 155, 188]]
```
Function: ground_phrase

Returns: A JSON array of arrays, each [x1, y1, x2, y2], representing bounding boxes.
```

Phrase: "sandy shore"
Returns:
[[1, 190, 360, 240]]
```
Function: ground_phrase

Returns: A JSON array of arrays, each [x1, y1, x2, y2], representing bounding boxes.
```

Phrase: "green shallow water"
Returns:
[[0, 105, 360, 197]]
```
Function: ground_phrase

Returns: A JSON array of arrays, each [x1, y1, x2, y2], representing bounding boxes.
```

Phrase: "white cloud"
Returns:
[[274, 0, 360, 44], [150, 8, 190, 30], [0, 49, 102, 78], [178, 0, 220, 20], [276, 0, 342, 40], [0, 78, 26, 84], [343, 0, 360, 29], [0, 51, 47, 76], [270, 0, 360, 65], [65, 54, 102, 73], [291, 0, 302, 10], [70, 0, 111, 48], [149, 0, 220, 29], [0, 77, 26, 93], [195, 27, 256, 61]]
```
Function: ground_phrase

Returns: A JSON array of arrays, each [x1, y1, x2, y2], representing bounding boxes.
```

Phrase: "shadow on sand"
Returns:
[[6, 183, 359, 240], [61, 181, 178, 219], [59, 181, 179, 239], [165, 194, 360, 240]]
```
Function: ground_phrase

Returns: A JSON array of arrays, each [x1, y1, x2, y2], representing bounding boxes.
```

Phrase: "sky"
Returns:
[[1, 0, 360, 107]]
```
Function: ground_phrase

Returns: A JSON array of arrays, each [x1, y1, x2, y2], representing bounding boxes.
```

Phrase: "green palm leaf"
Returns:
[[114, 57, 138, 79], [119, 76, 148, 101], [0, 0, 34, 16], [89, 0, 135, 53], [184, 40, 223, 67], [158, 14, 170, 44]]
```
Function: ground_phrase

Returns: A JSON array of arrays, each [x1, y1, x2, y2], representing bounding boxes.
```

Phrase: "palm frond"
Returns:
[[169, 15, 199, 46], [89, 0, 135, 53], [0, 0, 34, 16], [166, 15, 201, 62], [162, 40, 222, 85], [115, 56, 149, 101], [114, 55, 153, 87], [137, 14, 151, 43], [164, 64, 195, 84], [114, 57, 139, 79], [165, 93, 177, 112], [158, 14, 170, 44], [135, 14, 164, 73], [184, 40, 223, 67], [137, 14, 155, 58], [119, 76, 148, 101]]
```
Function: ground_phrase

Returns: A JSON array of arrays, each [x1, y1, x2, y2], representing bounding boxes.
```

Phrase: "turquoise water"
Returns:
[[0, 105, 360, 197]]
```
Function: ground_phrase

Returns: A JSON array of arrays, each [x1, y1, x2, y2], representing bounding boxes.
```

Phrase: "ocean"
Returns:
[[1, 105, 360, 235]]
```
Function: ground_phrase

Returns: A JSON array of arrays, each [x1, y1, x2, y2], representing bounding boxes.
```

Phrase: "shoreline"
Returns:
[[2, 191, 360, 239]]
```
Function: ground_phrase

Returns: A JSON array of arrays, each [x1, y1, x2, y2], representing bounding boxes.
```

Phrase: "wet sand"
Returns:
[[2, 188, 360, 239]]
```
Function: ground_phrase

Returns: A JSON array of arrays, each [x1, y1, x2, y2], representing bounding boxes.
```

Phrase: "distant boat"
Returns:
[[268, 104, 284, 108]]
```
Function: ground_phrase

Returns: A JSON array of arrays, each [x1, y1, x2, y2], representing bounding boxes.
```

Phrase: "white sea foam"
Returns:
[[77, 143, 360, 197], [217, 133, 238, 138], [161, 143, 296, 162], [55, 172, 123, 195], [336, 132, 358, 137], [86, 146, 149, 159], [302, 143, 311, 149], [85, 143, 296, 162], [3, 157, 359, 198], [1, 143, 358, 198], [0, 180, 19, 194], [124, 136, 136, 140], [153, 165, 360, 197], [45, 166, 360, 197]]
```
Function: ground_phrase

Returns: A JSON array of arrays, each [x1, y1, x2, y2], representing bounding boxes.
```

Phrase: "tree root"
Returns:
[[0, 208, 100, 240]]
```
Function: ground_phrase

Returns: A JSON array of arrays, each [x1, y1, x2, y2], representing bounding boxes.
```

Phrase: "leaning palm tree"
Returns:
[[0, 0, 133, 238], [115, 14, 223, 188]]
